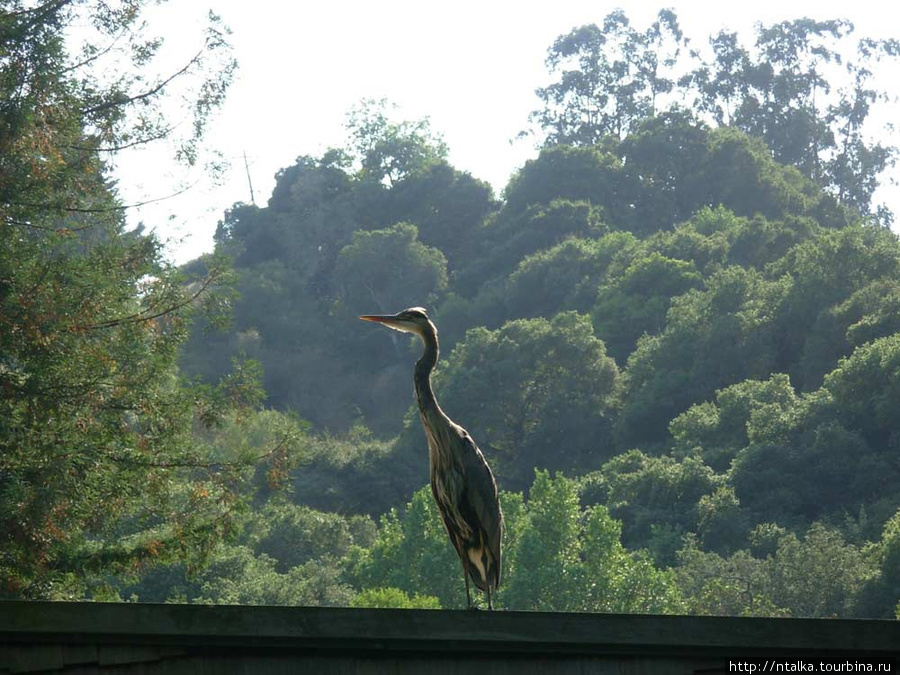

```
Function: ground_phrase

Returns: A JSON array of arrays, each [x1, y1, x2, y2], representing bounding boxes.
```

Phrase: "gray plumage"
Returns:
[[361, 307, 502, 609]]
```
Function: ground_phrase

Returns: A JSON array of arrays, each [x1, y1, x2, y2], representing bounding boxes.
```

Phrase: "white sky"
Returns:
[[111, 1, 900, 264]]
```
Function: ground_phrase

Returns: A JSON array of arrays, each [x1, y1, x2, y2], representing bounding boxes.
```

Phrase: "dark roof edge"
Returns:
[[1, 602, 898, 657]]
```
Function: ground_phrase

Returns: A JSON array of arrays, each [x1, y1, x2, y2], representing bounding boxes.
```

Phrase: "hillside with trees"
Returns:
[[4, 3, 900, 618]]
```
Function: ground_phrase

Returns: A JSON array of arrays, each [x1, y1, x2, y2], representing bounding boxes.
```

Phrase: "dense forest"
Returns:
[[4, 2, 900, 618]]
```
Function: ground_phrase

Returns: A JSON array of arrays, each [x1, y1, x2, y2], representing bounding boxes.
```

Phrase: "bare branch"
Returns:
[[5, 181, 197, 213], [4, 216, 95, 232], [65, 124, 176, 153], [60, 25, 130, 74], [81, 272, 219, 331], [82, 44, 206, 116]]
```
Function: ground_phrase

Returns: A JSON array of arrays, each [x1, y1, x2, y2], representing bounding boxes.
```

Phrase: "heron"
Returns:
[[361, 307, 502, 610]]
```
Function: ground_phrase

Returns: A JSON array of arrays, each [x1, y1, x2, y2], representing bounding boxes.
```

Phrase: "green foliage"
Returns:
[[193, 545, 353, 607], [504, 471, 583, 610], [676, 540, 787, 617], [854, 508, 900, 618], [697, 486, 749, 554], [349, 473, 682, 613], [503, 146, 621, 215], [505, 233, 638, 321], [0, 0, 259, 598], [11, 1, 900, 617], [345, 487, 464, 608], [334, 222, 448, 319], [669, 374, 799, 470], [532, 9, 898, 221], [250, 502, 374, 572], [290, 426, 421, 517], [504, 471, 683, 613], [382, 161, 497, 268], [619, 266, 791, 446], [821, 334, 900, 448], [677, 524, 876, 618], [435, 312, 619, 489], [617, 111, 711, 232], [600, 451, 721, 564], [351, 587, 441, 609], [345, 98, 448, 185], [532, 10, 686, 144], [454, 199, 609, 302], [593, 252, 703, 362]]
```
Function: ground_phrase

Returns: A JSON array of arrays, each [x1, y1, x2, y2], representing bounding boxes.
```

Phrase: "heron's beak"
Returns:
[[360, 314, 408, 332]]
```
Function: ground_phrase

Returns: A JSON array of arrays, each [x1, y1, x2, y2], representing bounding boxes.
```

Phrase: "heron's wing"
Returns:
[[458, 430, 503, 587]]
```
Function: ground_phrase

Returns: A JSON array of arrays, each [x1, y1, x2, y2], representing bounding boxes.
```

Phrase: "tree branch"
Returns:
[[60, 25, 129, 74], [82, 44, 206, 116], [80, 272, 218, 331], [5, 181, 196, 214], [103, 435, 291, 470]]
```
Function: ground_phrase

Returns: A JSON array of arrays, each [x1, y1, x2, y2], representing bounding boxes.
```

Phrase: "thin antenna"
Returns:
[[243, 150, 256, 205]]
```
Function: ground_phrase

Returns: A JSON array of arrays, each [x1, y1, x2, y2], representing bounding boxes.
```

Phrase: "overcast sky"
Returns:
[[110, 0, 900, 263]]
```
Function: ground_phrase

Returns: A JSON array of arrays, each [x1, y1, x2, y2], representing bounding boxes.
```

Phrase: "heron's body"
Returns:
[[361, 307, 502, 608]]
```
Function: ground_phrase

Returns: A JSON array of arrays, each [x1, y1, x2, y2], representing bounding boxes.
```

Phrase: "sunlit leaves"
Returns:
[[349, 473, 683, 613]]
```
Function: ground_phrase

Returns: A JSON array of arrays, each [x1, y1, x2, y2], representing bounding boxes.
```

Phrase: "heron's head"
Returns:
[[359, 306, 434, 340]]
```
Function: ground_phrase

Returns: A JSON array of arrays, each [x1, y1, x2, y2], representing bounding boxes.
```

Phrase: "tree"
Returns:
[[822, 334, 900, 451], [345, 98, 448, 186], [504, 232, 637, 321], [350, 473, 681, 613], [193, 545, 354, 607], [433, 312, 619, 489], [798, 279, 900, 389], [580, 503, 683, 614], [504, 471, 682, 613], [600, 450, 721, 564], [531, 10, 686, 144], [767, 524, 875, 618], [687, 19, 899, 220], [723, 338, 900, 530], [616, 111, 711, 233], [676, 539, 786, 617], [533, 10, 898, 220], [345, 487, 465, 608], [676, 523, 875, 618], [770, 225, 900, 388], [334, 222, 448, 319], [250, 502, 373, 573], [351, 587, 441, 609], [860, 508, 900, 618], [0, 0, 283, 599], [455, 199, 607, 298], [381, 160, 498, 269], [669, 374, 799, 471], [592, 251, 703, 363], [502, 145, 621, 216], [618, 266, 791, 446]]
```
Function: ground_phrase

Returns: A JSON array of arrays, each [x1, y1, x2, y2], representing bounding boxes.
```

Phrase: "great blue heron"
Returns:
[[361, 307, 502, 609]]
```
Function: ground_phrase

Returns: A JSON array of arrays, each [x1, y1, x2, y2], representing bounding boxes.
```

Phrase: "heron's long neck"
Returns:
[[414, 324, 440, 414]]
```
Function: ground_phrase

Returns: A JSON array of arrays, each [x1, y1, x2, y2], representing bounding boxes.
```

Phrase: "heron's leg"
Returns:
[[486, 584, 492, 611], [461, 558, 473, 609]]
